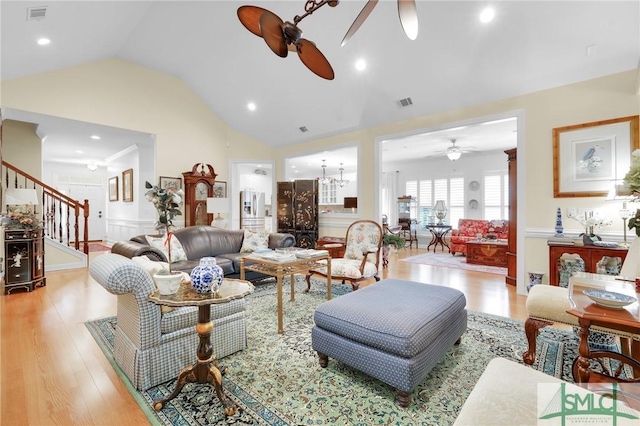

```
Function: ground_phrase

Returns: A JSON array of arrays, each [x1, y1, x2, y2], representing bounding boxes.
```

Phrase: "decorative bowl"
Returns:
[[583, 289, 637, 309]]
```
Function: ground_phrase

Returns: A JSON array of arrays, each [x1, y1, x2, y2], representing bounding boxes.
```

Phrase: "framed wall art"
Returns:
[[159, 176, 182, 191], [213, 181, 227, 198], [108, 176, 119, 202], [122, 168, 134, 202], [553, 115, 639, 198]]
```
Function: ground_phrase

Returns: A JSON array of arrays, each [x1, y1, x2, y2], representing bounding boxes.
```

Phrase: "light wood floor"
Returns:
[[0, 247, 529, 425]]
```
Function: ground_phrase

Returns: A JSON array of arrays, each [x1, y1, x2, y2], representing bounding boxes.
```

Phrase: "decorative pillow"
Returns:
[[240, 229, 270, 253], [145, 234, 188, 262]]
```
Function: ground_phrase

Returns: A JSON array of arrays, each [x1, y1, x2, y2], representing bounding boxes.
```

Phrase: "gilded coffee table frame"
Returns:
[[148, 278, 254, 415], [240, 253, 331, 334]]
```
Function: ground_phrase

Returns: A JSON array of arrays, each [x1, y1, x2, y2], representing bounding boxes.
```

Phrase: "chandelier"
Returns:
[[336, 163, 349, 187], [317, 159, 333, 185]]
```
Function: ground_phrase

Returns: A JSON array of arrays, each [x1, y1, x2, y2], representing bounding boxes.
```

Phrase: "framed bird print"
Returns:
[[553, 116, 639, 197]]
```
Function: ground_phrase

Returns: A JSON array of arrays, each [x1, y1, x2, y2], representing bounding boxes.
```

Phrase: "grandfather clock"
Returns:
[[183, 163, 218, 227]]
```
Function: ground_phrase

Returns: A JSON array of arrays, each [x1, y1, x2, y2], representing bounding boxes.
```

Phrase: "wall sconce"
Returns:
[[207, 197, 229, 228]]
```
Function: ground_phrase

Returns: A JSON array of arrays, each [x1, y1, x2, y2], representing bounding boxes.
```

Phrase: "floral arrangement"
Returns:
[[0, 209, 42, 229], [567, 210, 612, 235], [145, 181, 184, 271]]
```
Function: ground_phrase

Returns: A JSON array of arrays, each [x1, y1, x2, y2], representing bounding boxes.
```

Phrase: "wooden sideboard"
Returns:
[[548, 243, 628, 286]]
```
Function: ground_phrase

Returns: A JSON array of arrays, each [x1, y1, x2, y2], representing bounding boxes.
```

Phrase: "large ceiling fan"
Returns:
[[237, 0, 419, 80]]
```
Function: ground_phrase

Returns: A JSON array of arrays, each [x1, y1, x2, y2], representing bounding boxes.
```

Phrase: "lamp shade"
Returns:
[[5, 188, 39, 206], [343, 197, 358, 209], [434, 200, 447, 211], [206, 197, 229, 214]]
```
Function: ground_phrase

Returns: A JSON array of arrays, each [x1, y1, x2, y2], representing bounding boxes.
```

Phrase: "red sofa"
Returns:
[[449, 219, 509, 256]]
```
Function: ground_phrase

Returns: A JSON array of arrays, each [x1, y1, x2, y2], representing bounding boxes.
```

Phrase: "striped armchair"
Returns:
[[89, 253, 247, 391]]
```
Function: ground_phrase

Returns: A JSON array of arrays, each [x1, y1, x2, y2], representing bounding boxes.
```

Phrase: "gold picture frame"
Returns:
[[108, 176, 119, 201], [553, 115, 639, 198], [122, 168, 133, 202]]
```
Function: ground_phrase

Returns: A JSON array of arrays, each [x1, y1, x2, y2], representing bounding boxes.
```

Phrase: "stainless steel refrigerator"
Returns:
[[240, 190, 266, 231]]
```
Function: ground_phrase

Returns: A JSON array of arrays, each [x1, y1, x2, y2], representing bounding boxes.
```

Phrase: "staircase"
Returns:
[[2, 160, 90, 255]]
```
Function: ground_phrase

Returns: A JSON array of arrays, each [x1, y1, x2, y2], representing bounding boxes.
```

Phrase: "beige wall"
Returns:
[[1, 58, 274, 181], [2, 60, 639, 292], [2, 119, 42, 180]]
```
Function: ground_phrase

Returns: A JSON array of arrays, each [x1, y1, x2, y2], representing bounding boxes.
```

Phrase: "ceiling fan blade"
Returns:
[[398, 0, 418, 40], [260, 10, 288, 57], [341, 0, 378, 47], [296, 39, 335, 80], [237, 5, 268, 37]]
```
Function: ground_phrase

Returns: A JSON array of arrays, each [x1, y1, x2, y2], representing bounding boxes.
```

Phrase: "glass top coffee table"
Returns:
[[240, 250, 331, 334]]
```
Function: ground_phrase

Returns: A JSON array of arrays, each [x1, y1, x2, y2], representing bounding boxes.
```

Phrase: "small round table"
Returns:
[[426, 225, 452, 253], [148, 278, 253, 415]]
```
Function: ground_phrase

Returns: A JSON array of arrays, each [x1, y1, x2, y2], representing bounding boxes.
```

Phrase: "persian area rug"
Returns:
[[86, 277, 579, 426], [400, 252, 508, 275]]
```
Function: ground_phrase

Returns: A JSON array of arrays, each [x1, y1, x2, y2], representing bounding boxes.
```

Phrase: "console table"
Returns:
[[548, 243, 628, 286]]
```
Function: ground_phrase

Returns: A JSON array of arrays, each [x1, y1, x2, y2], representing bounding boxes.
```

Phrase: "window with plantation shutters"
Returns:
[[484, 172, 509, 220], [407, 177, 464, 229]]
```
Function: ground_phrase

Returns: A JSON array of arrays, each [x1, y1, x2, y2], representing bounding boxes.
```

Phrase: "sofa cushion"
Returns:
[[240, 229, 270, 253], [145, 234, 188, 262]]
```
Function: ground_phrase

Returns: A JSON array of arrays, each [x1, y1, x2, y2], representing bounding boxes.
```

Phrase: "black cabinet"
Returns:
[[277, 180, 319, 248], [4, 228, 45, 294]]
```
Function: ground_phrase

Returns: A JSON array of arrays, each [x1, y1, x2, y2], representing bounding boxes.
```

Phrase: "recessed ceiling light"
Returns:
[[75, 150, 83, 154], [90, 135, 101, 140], [355, 59, 366, 71], [247, 102, 256, 111], [37, 38, 50, 46], [479, 7, 495, 23]]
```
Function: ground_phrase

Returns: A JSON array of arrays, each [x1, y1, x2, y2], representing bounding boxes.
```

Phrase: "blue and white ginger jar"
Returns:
[[190, 257, 224, 294]]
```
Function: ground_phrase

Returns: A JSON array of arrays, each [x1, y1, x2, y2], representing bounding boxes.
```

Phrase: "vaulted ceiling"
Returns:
[[2, 1, 638, 158]]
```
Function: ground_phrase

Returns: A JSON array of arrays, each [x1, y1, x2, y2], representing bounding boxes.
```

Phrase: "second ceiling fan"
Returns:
[[237, 0, 419, 80]]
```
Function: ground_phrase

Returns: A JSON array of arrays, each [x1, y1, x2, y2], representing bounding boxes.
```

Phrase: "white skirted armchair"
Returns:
[[305, 220, 383, 292]]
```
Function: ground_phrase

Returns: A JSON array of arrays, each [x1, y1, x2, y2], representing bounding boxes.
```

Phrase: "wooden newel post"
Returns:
[[83, 199, 90, 254]]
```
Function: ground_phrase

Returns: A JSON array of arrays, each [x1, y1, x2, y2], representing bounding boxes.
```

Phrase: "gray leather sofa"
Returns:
[[111, 226, 296, 281]]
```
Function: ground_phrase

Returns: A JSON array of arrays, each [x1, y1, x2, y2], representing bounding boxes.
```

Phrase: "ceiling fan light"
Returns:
[[447, 151, 462, 161]]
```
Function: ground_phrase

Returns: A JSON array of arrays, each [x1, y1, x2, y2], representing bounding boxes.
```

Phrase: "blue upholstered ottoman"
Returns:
[[312, 278, 467, 407]]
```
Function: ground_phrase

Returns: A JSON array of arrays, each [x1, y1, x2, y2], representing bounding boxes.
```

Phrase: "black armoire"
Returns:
[[277, 180, 319, 248]]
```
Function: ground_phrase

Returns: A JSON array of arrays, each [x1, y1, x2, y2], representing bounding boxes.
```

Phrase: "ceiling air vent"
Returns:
[[27, 6, 47, 21], [397, 97, 413, 108], [299, 126, 308, 133]]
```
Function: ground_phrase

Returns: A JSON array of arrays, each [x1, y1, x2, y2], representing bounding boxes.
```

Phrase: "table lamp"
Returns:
[[619, 201, 634, 248], [434, 200, 447, 225], [5, 188, 39, 212], [344, 197, 357, 213], [206, 197, 229, 229]]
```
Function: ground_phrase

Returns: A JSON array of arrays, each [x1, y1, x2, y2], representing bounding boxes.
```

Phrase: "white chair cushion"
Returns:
[[312, 259, 378, 279]]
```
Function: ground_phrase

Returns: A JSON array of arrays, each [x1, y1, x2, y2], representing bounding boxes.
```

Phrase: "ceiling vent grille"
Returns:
[[27, 6, 47, 21], [299, 126, 308, 133], [397, 97, 413, 108]]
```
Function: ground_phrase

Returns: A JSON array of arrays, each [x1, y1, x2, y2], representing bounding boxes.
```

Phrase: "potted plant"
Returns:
[[153, 264, 182, 295], [383, 233, 406, 250]]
